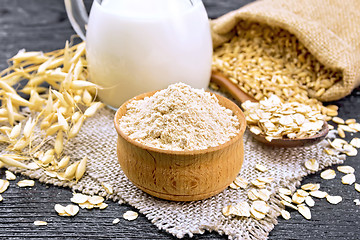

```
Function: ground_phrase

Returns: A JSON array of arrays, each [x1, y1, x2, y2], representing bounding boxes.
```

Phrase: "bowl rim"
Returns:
[[114, 90, 247, 155]]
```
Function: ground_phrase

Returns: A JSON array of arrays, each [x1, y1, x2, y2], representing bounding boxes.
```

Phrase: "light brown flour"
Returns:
[[119, 83, 240, 151]]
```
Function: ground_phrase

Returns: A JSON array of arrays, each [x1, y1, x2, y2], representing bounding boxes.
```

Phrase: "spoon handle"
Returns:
[[210, 71, 258, 103]]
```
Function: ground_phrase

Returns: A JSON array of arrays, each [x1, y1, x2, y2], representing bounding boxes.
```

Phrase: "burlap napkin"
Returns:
[[211, 0, 360, 102], [2, 107, 346, 239]]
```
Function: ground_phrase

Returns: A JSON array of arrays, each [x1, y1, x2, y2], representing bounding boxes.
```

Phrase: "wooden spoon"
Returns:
[[210, 71, 329, 147]]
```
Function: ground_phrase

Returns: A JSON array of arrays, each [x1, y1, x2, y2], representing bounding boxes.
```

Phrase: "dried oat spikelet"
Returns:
[[0, 155, 34, 169], [46, 124, 61, 136], [57, 111, 69, 132], [6, 97, 14, 126], [75, 156, 87, 181], [54, 131, 64, 157], [0, 42, 105, 183], [57, 156, 70, 169], [23, 117, 36, 139], [11, 137, 30, 151], [71, 80, 101, 90], [84, 102, 104, 118], [0, 81, 17, 94], [82, 89, 92, 106], [9, 123, 22, 140], [64, 161, 80, 180], [68, 116, 85, 139]]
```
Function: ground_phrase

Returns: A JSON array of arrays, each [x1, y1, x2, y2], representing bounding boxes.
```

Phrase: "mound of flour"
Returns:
[[119, 83, 240, 150]]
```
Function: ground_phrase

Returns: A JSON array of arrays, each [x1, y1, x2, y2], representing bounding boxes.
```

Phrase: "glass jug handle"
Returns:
[[64, 0, 89, 40]]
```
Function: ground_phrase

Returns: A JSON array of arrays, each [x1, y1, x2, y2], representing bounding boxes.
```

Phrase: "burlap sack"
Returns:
[[210, 0, 360, 102]]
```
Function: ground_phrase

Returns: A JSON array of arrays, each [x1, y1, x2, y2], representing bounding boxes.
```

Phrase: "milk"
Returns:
[[86, 0, 212, 108]]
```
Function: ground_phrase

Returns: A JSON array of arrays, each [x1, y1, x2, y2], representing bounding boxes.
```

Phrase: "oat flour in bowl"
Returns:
[[119, 83, 240, 151]]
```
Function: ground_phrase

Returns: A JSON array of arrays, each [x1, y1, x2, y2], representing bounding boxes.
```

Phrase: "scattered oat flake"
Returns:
[[350, 138, 360, 148], [328, 138, 347, 149], [292, 192, 306, 205], [71, 193, 90, 204], [233, 176, 248, 189], [64, 204, 80, 216], [281, 209, 291, 220], [305, 196, 315, 207], [349, 123, 360, 132], [5, 170, 16, 180], [123, 210, 138, 221], [229, 182, 240, 189], [298, 205, 311, 220], [278, 187, 292, 195], [324, 148, 336, 155], [252, 201, 270, 214], [344, 145, 358, 156], [97, 202, 108, 209], [88, 196, 104, 205], [301, 183, 320, 191], [337, 166, 355, 174], [248, 189, 259, 201], [255, 164, 268, 172], [101, 182, 114, 195], [34, 221, 47, 226], [320, 169, 336, 180], [339, 124, 357, 133], [354, 199, 360, 205], [54, 204, 67, 215], [258, 189, 271, 201], [222, 205, 233, 216], [250, 208, 266, 220], [310, 190, 328, 199], [257, 177, 275, 183], [234, 202, 251, 217], [17, 179, 35, 187], [251, 179, 266, 189], [304, 159, 319, 171], [296, 189, 309, 197], [326, 195, 342, 204], [279, 193, 292, 203], [79, 202, 94, 209], [355, 183, 360, 192], [0, 179, 10, 193], [342, 174, 356, 185], [112, 218, 120, 224], [280, 200, 298, 210]]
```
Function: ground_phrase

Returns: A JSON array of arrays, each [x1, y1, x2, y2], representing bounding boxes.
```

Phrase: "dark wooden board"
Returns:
[[0, 0, 359, 239]]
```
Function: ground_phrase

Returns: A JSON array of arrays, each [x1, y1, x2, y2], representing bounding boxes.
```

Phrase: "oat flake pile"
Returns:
[[1, 0, 360, 239]]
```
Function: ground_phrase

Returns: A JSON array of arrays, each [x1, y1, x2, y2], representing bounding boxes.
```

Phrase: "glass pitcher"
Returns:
[[64, 0, 213, 109]]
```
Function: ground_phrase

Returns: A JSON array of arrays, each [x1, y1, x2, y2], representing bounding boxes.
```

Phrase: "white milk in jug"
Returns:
[[85, 0, 213, 109]]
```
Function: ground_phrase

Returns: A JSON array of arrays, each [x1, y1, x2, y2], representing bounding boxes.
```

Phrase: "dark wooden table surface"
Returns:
[[1, 0, 359, 239]]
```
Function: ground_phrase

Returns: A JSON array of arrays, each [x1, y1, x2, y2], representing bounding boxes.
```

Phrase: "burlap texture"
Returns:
[[1, 107, 346, 240], [211, 0, 360, 102]]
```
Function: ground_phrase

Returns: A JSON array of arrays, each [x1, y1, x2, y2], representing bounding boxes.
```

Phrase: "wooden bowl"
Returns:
[[114, 91, 247, 201]]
